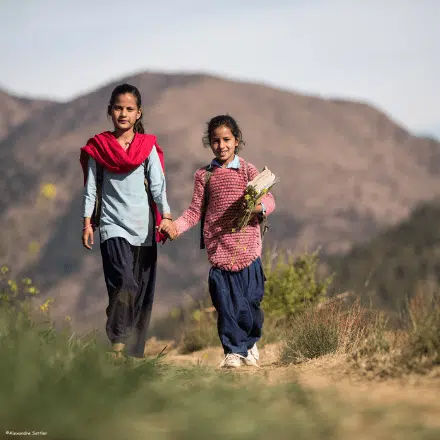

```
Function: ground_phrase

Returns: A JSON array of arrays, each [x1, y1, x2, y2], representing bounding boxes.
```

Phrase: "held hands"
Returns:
[[157, 218, 178, 241], [82, 218, 177, 248]]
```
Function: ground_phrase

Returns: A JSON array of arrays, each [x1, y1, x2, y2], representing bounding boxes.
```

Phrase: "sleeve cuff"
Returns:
[[156, 197, 171, 216]]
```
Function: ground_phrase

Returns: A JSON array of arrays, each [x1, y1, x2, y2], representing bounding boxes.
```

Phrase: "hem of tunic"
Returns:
[[208, 254, 260, 272], [100, 226, 153, 247]]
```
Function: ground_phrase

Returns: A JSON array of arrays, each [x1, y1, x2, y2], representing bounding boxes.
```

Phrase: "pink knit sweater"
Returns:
[[174, 157, 276, 271]]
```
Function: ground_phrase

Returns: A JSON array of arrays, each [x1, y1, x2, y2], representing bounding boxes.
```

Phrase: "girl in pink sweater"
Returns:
[[164, 115, 276, 368]]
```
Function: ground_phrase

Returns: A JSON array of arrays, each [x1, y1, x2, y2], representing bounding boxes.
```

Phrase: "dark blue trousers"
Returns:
[[100, 237, 157, 357], [208, 257, 265, 357]]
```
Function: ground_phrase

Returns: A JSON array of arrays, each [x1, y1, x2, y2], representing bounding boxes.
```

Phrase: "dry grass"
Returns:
[[280, 298, 374, 365], [172, 284, 440, 383], [401, 287, 440, 369], [350, 286, 440, 379]]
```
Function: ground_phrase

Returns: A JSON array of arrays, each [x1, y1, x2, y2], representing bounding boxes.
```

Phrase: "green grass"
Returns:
[[1, 305, 440, 440]]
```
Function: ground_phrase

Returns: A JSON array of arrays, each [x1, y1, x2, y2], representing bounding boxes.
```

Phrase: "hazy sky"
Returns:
[[1, 0, 438, 134]]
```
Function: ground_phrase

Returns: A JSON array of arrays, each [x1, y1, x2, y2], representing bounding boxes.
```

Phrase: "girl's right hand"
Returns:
[[82, 226, 94, 250]]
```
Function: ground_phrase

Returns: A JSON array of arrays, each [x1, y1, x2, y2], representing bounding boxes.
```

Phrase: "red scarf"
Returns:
[[80, 131, 167, 243]]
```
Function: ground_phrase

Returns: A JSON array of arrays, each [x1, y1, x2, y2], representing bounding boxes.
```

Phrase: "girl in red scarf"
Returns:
[[80, 84, 172, 358]]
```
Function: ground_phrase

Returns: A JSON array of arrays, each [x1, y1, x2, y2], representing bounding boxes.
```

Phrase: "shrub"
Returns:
[[281, 299, 373, 365], [350, 283, 440, 378], [262, 249, 334, 321], [281, 309, 339, 364], [399, 286, 440, 372], [179, 306, 219, 354], [152, 250, 335, 351]]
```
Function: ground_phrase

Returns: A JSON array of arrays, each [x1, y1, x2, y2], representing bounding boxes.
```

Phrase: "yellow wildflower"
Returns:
[[191, 309, 202, 322], [8, 280, 17, 293], [0, 265, 9, 276], [40, 183, 57, 200], [170, 308, 181, 319], [28, 241, 41, 254], [39, 298, 54, 313]]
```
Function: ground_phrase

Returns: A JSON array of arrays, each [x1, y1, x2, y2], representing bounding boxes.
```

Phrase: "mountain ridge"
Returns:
[[1, 70, 440, 329]]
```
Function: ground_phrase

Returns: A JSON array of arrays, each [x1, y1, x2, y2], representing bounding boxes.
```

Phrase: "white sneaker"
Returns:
[[242, 352, 259, 367], [243, 344, 260, 367], [219, 353, 243, 369], [249, 343, 259, 361]]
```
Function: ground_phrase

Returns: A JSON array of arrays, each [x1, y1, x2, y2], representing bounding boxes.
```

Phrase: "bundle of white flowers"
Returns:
[[233, 166, 280, 232]]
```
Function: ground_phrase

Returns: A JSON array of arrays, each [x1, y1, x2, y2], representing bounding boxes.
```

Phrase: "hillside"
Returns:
[[0, 89, 52, 141], [1, 71, 440, 328], [327, 199, 440, 313]]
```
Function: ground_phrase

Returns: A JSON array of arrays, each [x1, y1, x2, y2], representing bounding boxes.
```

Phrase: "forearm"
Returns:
[[83, 157, 97, 218], [154, 193, 172, 218], [260, 192, 275, 216], [174, 207, 202, 236], [147, 146, 174, 216], [174, 172, 205, 236]]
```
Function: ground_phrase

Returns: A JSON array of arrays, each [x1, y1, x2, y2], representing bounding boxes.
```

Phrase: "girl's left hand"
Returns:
[[242, 195, 264, 215], [252, 203, 264, 214]]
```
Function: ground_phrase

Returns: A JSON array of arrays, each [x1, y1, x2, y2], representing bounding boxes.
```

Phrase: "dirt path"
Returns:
[[146, 338, 440, 427]]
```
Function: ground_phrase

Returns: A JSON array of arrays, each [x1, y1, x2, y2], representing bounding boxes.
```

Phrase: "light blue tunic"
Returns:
[[83, 145, 171, 246]]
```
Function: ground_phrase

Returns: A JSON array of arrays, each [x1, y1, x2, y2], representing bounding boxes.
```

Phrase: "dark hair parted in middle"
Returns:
[[107, 83, 145, 134], [202, 114, 245, 153]]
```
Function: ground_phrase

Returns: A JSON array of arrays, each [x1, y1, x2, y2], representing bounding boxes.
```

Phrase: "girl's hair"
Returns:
[[107, 83, 145, 134], [202, 114, 245, 153]]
